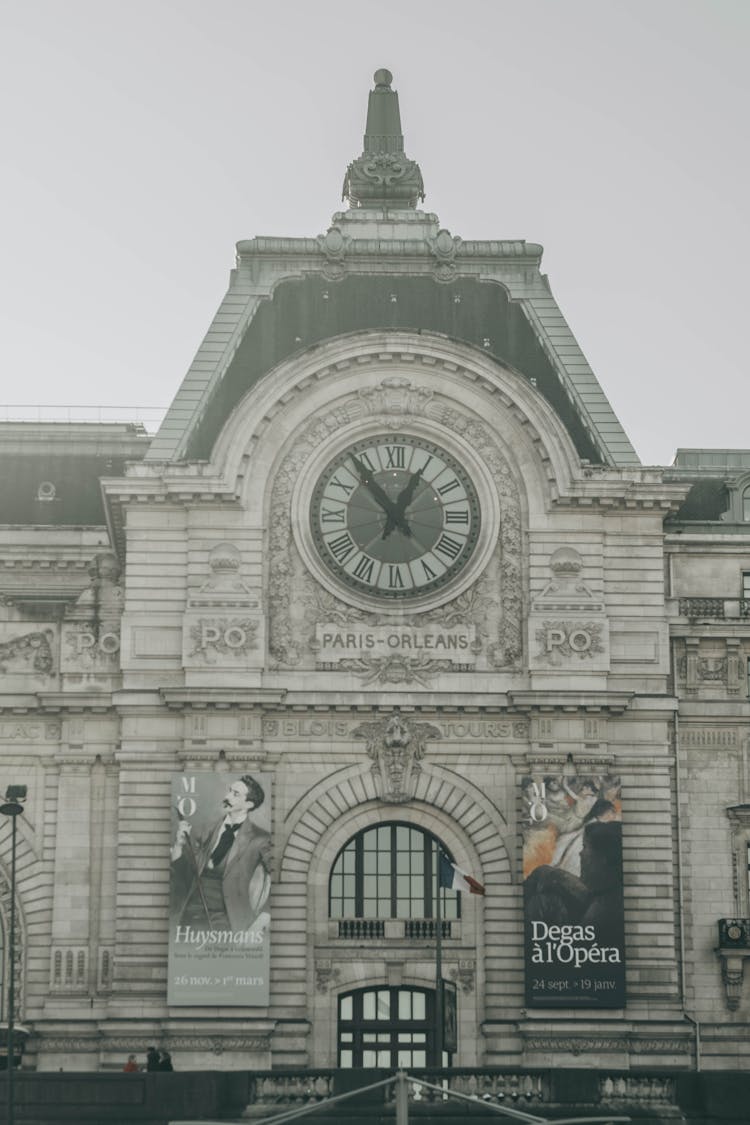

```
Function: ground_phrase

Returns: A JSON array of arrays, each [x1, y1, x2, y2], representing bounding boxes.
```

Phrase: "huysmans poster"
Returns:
[[168, 771, 271, 1006], [521, 772, 625, 1008]]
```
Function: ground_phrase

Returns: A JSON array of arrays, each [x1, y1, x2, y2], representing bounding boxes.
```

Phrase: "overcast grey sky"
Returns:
[[1, 0, 747, 465]]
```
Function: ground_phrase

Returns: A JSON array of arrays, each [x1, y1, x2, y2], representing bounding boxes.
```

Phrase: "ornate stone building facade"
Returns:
[[0, 71, 749, 1076]]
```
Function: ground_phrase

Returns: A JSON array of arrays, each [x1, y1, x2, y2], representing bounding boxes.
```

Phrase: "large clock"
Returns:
[[309, 433, 481, 601]]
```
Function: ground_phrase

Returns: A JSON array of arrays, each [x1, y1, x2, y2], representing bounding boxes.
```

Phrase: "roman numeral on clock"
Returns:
[[328, 474, 355, 496], [384, 446, 406, 469], [352, 555, 376, 583], [437, 478, 461, 496], [321, 506, 346, 523], [387, 564, 405, 588], [445, 507, 469, 524], [327, 532, 356, 563], [435, 533, 463, 560]]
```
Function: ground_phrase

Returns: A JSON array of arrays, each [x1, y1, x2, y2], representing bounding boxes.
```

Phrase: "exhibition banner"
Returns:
[[168, 771, 271, 1006], [521, 772, 625, 1008]]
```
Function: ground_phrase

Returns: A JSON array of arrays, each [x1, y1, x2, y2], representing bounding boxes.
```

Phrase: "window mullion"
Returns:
[[355, 834, 364, 917], [425, 835, 433, 919], [390, 826, 397, 918]]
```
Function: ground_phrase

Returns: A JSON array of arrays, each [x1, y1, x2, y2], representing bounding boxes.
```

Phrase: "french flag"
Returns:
[[439, 851, 485, 896]]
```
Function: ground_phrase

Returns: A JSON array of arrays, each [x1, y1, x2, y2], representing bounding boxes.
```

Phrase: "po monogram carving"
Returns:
[[188, 617, 259, 660], [534, 621, 605, 665]]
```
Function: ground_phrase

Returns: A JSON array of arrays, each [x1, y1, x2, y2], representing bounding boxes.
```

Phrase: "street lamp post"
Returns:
[[0, 785, 26, 1125]]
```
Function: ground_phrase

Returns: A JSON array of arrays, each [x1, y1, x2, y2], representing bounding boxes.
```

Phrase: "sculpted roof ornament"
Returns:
[[342, 69, 425, 210]]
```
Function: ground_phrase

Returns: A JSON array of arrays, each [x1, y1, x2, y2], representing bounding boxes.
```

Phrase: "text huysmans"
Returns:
[[530, 922, 621, 968], [174, 924, 264, 952]]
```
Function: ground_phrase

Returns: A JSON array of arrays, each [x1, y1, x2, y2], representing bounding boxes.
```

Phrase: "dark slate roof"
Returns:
[[0, 423, 150, 525], [665, 448, 750, 524], [181, 274, 604, 464]]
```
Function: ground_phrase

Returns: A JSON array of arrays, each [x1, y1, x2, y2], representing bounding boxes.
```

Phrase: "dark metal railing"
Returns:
[[337, 919, 385, 939], [404, 919, 453, 939]]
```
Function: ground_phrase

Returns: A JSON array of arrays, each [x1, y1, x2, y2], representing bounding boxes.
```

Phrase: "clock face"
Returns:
[[310, 434, 481, 600]]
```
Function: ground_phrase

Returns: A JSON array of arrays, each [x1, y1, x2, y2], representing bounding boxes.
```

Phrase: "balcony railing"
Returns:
[[337, 919, 385, 939], [677, 598, 750, 619], [335, 918, 457, 941], [403, 919, 453, 939]]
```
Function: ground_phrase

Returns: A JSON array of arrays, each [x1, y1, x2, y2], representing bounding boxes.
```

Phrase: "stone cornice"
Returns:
[[507, 691, 633, 714], [160, 688, 287, 709], [0, 557, 94, 570], [235, 231, 544, 271], [726, 804, 750, 829], [37, 693, 115, 713]]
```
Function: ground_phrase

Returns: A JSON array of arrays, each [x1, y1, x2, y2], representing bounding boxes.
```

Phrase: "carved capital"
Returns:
[[721, 953, 746, 1011], [449, 959, 476, 994], [315, 961, 341, 993]]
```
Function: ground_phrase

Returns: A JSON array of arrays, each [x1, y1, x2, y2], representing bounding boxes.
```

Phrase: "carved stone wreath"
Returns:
[[267, 382, 523, 673], [0, 629, 55, 676]]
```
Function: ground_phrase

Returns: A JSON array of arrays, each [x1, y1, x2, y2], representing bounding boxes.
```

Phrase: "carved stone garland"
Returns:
[[267, 385, 523, 674]]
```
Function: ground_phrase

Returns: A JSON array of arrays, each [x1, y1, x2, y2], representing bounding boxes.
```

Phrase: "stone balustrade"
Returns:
[[245, 1068, 679, 1114]]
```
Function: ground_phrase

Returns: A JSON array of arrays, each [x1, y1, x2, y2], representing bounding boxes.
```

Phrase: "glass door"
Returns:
[[338, 986, 450, 1068]]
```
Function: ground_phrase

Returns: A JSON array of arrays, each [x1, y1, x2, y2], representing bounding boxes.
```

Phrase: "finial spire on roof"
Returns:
[[342, 69, 425, 210]]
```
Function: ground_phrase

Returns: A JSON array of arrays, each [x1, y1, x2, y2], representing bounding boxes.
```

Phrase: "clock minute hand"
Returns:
[[382, 467, 424, 539], [348, 455, 407, 530]]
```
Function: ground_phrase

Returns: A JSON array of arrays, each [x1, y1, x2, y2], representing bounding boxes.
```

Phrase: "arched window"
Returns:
[[329, 822, 459, 920], [743, 486, 750, 522]]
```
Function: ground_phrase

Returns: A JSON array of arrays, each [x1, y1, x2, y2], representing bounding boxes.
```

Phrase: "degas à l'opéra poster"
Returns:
[[168, 771, 272, 1006], [521, 772, 625, 1008]]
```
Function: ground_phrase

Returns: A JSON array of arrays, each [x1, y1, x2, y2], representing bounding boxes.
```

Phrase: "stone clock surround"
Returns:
[[267, 376, 524, 674], [295, 425, 496, 613]]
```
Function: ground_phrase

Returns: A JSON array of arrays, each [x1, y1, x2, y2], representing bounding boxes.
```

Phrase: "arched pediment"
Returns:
[[211, 331, 583, 508]]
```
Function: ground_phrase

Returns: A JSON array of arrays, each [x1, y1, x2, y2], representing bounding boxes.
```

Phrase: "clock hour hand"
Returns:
[[383, 466, 424, 539], [349, 454, 412, 537]]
